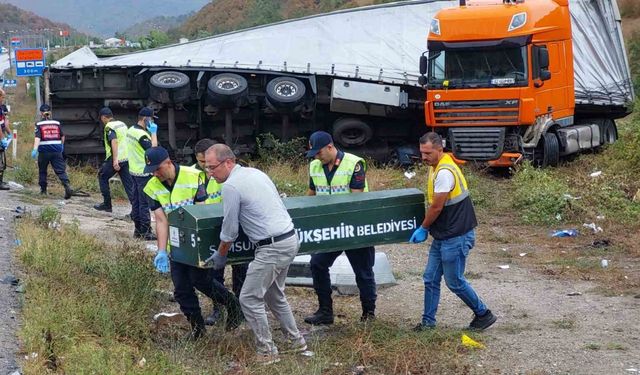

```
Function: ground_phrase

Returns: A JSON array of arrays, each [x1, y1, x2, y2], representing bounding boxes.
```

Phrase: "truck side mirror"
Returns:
[[419, 55, 428, 75], [538, 47, 549, 70], [418, 75, 428, 86], [540, 69, 551, 81]]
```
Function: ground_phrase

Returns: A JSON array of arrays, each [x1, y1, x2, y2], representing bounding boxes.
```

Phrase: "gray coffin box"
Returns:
[[286, 252, 397, 295]]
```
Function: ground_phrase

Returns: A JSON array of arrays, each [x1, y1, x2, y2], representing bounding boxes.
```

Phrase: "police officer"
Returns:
[[409, 132, 496, 331], [0, 89, 13, 190], [304, 131, 376, 325], [127, 107, 158, 240], [143, 146, 243, 339], [31, 104, 73, 199], [192, 138, 248, 326], [93, 107, 136, 213]]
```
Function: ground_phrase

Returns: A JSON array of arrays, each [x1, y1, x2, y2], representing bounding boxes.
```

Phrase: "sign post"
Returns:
[[15, 48, 46, 112]]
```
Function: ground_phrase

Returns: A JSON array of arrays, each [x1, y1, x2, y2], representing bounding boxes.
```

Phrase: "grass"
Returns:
[[551, 318, 576, 330]]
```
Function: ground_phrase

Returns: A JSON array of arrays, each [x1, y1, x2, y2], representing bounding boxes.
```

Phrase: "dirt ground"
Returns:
[[10, 189, 640, 375]]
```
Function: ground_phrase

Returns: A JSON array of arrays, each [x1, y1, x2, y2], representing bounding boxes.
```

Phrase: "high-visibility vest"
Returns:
[[143, 166, 202, 214], [127, 126, 151, 176], [104, 120, 129, 161], [426, 153, 477, 240], [309, 152, 369, 195], [190, 163, 223, 204]]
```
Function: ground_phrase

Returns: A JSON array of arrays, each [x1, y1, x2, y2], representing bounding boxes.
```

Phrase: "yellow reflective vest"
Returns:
[[309, 152, 368, 195], [143, 166, 203, 214], [190, 163, 222, 204], [127, 125, 151, 176], [104, 120, 128, 161]]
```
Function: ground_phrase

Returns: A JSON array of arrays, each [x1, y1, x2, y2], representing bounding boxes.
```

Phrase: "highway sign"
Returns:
[[10, 38, 20, 47], [15, 48, 45, 77], [3, 79, 17, 88]]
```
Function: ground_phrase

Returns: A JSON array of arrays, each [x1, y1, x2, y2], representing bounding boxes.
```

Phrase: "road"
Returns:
[[0, 189, 20, 375]]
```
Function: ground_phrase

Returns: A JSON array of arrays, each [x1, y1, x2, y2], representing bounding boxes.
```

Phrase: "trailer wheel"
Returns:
[[265, 77, 306, 110], [332, 118, 373, 147], [207, 73, 248, 108], [536, 132, 560, 168], [149, 71, 191, 104], [602, 119, 617, 144]]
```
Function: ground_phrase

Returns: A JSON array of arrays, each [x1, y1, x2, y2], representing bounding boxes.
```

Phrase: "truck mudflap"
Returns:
[[167, 188, 425, 267]]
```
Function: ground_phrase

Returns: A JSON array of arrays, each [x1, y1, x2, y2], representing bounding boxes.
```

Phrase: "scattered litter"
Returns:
[[9, 370, 21, 375], [137, 357, 146, 368], [461, 334, 485, 349], [563, 193, 582, 200], [596, 215, 605, 220], [590, 171, 602, 177], [300, 350, 314, 357], [519, 253, 527, 257], [625, 369, 638, 373], [285, 183, 292, 187], [146, 244, 158, 253], [224, 361, 243, 372], [583, 223, 603, 234], [279, 192, 288, 198], [551, 229, 578, 238], [555, 213, 562, 221], [24, 352, 38, 360], [7, 181, 24, 190], [333, 362, 344, 367], [14, 239, 21, 246], [404, 171, 416, 179], [14, 206, 26, 214], [153, 312, 183, 322], [591, 239, 610, 248], [601, 259, 609, 268], [0, 274, 19, 285], [567, 291, 582, 296], [57, 201, 66, 207], [501, 248, 508, 252], [498, 265, 510, 270], [0, 217, 4, 220], [352, 365, 366, 375], [15, 283, 25, 293]]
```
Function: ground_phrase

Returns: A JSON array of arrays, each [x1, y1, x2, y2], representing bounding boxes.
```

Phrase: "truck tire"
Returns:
[[265, 77, 306, 110], [602, 119, 617, 144], [538, 132, 559, 168], [149, 71, 191, 104], [332, 118, 373, 147], [207, 73, 248, 108]]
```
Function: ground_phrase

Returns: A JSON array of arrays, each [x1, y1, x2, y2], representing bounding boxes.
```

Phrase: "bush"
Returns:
[[255, 133, 307, 165], [510, 163, 570, 225]]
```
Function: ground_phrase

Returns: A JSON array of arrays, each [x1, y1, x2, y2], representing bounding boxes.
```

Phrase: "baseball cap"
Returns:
[[144, 146, 169, 174], [306, 131, 333, 157], [99, 107, 113, 116], [138, 107, 157, 118], [39, 104, 51, 112]]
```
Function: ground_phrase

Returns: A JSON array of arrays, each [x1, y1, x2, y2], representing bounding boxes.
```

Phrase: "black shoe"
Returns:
[[469, 310, 497, 331], [412, 323, 435, 332], [64, 185, 73, 200], [40, 190, 47, 195], [186, 314, 206, 341], [0, 182, 9, 190], [142, 232, 157, 241], [204, 307, 222, 326], [360, 311, 376, 322], [93, 202, 112, 213], [304, 309, 334, 325]]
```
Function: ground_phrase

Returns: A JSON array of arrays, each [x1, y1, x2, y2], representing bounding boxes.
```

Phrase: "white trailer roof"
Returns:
[[52, 0, 632, 106]]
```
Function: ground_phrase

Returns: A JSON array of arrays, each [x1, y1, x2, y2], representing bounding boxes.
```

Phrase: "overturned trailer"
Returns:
[[48, 0, 458, 163]]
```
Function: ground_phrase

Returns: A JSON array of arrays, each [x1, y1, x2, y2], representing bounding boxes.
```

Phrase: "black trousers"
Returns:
[[98, 159, 136, 206], [310, 246, 377, 307], [38, 152, 69, 191], [212, 263, 249, 297], [170, 260, 236, 319], [131, 175, 151, 233]]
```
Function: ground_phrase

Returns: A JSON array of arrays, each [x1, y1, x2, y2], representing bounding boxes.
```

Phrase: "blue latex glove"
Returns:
[[205, 250, 227, 270], [6, 132, 12, 140], [409, 226, 429, 243], [0, 139, 7, 148], [154, 249, 170, 273], [31, 149, 38, 159], [147, 121, 158, 135]]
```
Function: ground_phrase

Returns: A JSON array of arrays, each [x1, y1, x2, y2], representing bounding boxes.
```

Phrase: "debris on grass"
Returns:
[[461, 334, 485, 349]]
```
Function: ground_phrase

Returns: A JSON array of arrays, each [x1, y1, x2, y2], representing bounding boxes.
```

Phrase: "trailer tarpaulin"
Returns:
[[52, 0, 456, 87]]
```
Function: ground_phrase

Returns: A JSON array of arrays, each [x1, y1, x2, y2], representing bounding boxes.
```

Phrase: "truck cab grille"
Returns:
[[448, 127, 505, 161], [433, 99, 519, 126]]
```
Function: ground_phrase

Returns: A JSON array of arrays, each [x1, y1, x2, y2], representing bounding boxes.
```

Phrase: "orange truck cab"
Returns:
[[418, 0, 633, 167]]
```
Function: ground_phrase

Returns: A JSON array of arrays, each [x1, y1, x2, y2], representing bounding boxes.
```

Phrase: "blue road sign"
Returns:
[[3, 79, 17, 88], [15, 48, 46, 77]]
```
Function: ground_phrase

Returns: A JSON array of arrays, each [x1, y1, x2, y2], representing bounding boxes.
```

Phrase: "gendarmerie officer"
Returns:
[[304, 131, 377, 325], [31, 104, 73, 199]]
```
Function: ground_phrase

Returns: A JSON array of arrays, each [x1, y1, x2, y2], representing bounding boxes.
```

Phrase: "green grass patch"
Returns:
[[510, 163, 570, 225]]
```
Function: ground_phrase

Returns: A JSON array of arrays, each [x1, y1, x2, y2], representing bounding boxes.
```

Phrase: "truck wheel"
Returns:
[[207, 73, 248, 108], [602, 119, 617, 144], [149, 71, 191, 104], [538, 132, 559, 168], [332, 118, 373, 147], [265, 77, 306, 110]]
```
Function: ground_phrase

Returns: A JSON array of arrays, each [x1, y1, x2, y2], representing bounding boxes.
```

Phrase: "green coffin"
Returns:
[[167, 188, 425, 267]]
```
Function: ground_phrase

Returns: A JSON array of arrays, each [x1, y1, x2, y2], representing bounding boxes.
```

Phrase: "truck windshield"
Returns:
[[428, 46, 528, 89]]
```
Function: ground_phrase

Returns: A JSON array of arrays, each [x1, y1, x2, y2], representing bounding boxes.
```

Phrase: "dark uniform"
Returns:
[[96, 120, 135, 212], [0, 104, 10, 189], [306, 149, 377, 323], [34, 110, 72, 198], [128, 124, 154, 237], [146, 161, 242, 335]]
